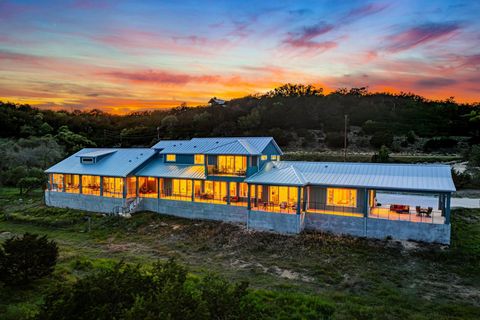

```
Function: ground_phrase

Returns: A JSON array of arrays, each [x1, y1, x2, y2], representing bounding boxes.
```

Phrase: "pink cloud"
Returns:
[[385, 23, 461, 53], [102, 70, 221, 85]]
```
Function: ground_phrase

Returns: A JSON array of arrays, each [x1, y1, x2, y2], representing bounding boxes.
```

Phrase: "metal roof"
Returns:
[[246, 161, 456, 192], [135, 158, 206, 179], [76, 150, 117, 158], [151, 140, 186, 150], [152, 137, 282, 155], [45, 148, 156, 177]]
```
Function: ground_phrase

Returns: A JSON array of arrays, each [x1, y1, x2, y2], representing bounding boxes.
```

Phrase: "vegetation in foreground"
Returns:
[[0, 187, 479, 319]]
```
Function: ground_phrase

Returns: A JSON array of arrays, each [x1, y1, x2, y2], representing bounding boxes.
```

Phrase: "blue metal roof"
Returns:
[[45, 148, 156, 177], [135, 158, 206, 179], [151, 140, 186, 150], [152, 137, 282, 155], [246, 161, 456, 192]]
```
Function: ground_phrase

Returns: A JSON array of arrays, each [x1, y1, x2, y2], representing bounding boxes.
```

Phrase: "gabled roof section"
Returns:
[[246, 161, 456, 192], [77, 150, 117, 158], [151, 140, 187, 150], [154, 137, 282, 155], [135, 158, 206, 180], [45, 148, 156, 177]]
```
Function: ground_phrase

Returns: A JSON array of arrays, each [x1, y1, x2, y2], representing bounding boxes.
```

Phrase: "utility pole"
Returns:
[[343, 114, 348, 162], [156, 126, 160, 141]]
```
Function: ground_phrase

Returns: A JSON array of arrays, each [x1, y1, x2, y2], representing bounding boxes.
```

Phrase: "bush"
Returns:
[[371, 145, 390, 163], [423, 137, 458, 152], [469, 145, 480, 167], [370, 132, 393, 148], [38, 259, 258, 320], [0, 233, 58, 286], [325, 132, 345, 148]]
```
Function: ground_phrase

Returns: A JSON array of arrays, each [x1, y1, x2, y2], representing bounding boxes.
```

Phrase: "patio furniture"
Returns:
[[425, 207, 433, 217], [416, 206, 421, 216], [279, 202, 287, 209], [390, 204, 410, 214]]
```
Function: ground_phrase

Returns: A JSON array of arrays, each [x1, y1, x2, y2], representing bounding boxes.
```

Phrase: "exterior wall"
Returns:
[[45, 191, 124, 214], [308, 186, 365, 213], [248, 211, 304, 234], [164, 154, 194, 164], [259, 141, 281, 168], [304, 213, 451, 244], [141, 198, 248, 223]]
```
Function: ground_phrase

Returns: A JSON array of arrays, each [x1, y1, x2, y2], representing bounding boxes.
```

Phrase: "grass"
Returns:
[[0, 187, 479, 319]]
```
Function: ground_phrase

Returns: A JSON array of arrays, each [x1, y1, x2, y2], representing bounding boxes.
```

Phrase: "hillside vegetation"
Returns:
[[0, 188, 479, 319]]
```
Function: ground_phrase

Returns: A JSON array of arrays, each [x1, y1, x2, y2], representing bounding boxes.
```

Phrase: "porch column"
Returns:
[[157, 178, 161, 199], [122, 177, 126, 198], [99, 176, 104, 196], [226, 182, 231, 205], [136, 177, 139, 198], [363, 188, 369, 217], [296, 186, 301, 214], [302, 186, 307, 212], [247, 184, 251, 210], [191, 179, 195, 202], [445, 193, 451, 225], [62, 174, 66, 192], [79, 174, 83, 194]]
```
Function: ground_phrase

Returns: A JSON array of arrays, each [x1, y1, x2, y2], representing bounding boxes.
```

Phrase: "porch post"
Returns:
[[136, 177, 139, 197], [226, 182, 231, 205], [122, 177, 126, 198], [364, 188, 369, 217], [99, 176, 104, 196], [296, 186, 301, 214], [445, 193, 451, 225], [247, 184, 251, 210], [157, 178, 161, 199], [62, 174, 66, 192], [191, 179, 195, 202], [79, 174, 83, 194]]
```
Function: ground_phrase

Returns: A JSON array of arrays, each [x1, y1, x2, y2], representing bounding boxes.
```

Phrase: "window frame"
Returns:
[[326, 188, 357, 208], [166, 154, 176, 162]]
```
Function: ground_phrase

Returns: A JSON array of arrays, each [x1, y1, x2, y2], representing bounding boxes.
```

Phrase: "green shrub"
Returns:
[[37, 259, 258, 320], [325, 132, 345, 148], [370, 132, 393, 148], [0, 233, 58, 286], [423, 137, 458, 152]]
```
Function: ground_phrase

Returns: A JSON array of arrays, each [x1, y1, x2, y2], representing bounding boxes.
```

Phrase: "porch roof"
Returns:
[[135, 158, 206, 179], [246, 161, 456, 192]]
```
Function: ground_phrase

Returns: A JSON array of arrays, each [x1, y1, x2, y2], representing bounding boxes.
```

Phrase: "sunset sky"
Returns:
[[0, 0, 479, 113]]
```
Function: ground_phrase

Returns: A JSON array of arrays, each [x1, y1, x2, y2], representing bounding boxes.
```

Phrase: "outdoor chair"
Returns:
[[416, 206, 421, 216], [426, 207, 433, 217]]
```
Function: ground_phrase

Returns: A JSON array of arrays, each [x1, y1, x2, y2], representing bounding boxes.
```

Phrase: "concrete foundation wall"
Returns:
[[365, 218, 451, 244], [305, 213, 366, 237], [304, 212, 451, 244], [45, 191, 124, 214], [248, 211, 303, 234], [141, 198, 248, 224], [45, 191, 451, 244]]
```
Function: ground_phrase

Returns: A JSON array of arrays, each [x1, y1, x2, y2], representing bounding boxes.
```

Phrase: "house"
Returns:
[[208, 97, 227, 107], [45, 137, 455, 244]]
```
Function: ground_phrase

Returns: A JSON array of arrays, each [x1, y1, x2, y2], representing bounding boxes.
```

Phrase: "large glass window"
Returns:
[[50, 174, 64, 191], [194, 154, 204, 164], [126, 177, 137, 198], [172, 179, 192, 198], [217, 156, 247, 175], [327, 188, 357, 207], [65, 174, 80, 193], [239, 183, 248, 197], [103, 177, 124, 198], [139, 177, 158, 198], [82, 175, 101, 196]]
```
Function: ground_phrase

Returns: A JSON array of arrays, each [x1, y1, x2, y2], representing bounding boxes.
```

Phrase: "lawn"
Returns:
[[0, 187, 479, 319]]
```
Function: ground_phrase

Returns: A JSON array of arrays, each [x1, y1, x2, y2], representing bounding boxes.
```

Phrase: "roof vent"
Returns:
[[325, 165, 328, 168], [193, 145, 197, 148], [215, 141, 219, 144], [129, 160, 132, 162], [173, 144, 176, 147]]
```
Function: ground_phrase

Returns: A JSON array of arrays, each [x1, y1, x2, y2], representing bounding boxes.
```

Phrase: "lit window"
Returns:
[[327, 188, 357, 207], [166, 154, 176, 162], [261, 155, 267, 161], [194, 154, 204, 164], [271, 155, 280, 161]]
